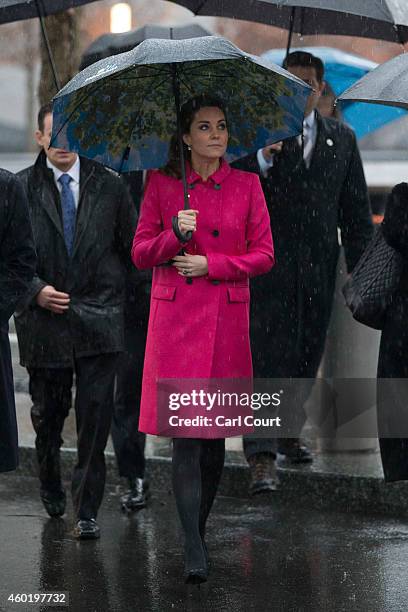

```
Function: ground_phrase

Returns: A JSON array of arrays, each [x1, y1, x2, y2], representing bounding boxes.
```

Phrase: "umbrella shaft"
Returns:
[[35, 0, 61, 92], [285, 7, 296, 59], [171, 63, 190, 212]]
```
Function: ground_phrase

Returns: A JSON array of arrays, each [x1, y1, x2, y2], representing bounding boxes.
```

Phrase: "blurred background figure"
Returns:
[[234, 51, 373, 495], [0, 170, 36, 474], [376, 184, 408, 482]]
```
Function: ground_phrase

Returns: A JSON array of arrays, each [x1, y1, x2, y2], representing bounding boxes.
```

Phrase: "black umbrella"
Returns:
[[80, 23, 213, 70], [168, 1, 408, 50], [0, 0, 101, 22], [51, 36, 311, 239], [0, 0, 103, 91], [338, 53, 408, 111]]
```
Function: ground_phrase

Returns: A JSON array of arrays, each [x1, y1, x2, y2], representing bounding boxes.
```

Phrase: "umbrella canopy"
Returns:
[[80, 24, 213, 69], [168, 0, 408, 44], [339, 53, 408, 111], [262, 46, 406, 139], [51, 35, 311, 173], [0, 0, 101, 23]]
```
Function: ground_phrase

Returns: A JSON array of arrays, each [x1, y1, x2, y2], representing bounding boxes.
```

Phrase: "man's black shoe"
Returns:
[[40, 489, 66, 518], [248, 452, 279, 496], [73, 518, 100, 540], [278, 439, 313, 464], [120, 477, 146, 512]]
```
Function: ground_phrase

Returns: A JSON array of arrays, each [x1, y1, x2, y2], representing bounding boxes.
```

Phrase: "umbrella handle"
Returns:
[[172, 216, 192, 243]]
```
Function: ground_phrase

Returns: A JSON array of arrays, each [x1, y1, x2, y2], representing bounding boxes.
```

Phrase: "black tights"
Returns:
[[172, 438, 225, 565]]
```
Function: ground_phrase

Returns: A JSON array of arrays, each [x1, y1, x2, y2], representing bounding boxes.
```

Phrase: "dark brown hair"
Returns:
[[161, 94, 227, 179], [283, 51, 325, 83], [38, 102, 53, 132]]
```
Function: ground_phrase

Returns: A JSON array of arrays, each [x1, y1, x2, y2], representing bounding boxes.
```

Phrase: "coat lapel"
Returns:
[[307, 113, 336, 174], [71, 162, 101, 257], [32, 157, 65, 240]]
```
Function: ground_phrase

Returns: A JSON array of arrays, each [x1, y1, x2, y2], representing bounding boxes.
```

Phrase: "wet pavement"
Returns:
[[1, 474, 408, 612]]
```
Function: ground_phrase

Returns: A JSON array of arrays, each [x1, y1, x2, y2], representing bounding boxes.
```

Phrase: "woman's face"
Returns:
[[183, 106, 228, 161]]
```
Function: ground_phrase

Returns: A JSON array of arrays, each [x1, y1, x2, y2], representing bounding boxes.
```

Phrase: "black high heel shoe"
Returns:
[[184, 540, 208, 585]]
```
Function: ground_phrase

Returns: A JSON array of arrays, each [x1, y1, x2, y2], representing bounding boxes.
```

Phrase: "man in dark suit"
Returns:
[[234, 51, 373, 495], [0, 171, 36, 474], [15, 104, 137, 537], [110, 170, 151, 512]]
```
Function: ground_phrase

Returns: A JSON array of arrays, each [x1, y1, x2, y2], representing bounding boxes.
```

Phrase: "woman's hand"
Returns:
[[178, 209, 199, 234], [172, 254, 208, 277]]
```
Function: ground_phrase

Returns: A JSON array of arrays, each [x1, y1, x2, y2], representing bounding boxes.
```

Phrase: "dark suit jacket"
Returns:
[[0, 170, 36, 471], [15, 151, 137, 368], [233, 113, 374, 378]]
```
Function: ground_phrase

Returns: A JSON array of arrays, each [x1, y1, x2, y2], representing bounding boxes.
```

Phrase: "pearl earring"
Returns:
[[187, 145, 191, 151]]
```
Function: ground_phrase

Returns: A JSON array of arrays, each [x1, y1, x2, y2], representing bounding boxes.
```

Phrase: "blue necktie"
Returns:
[[58, 173, 76, 257]]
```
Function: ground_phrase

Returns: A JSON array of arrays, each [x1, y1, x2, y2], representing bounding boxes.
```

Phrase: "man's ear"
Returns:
[[319, 80, 326, 96], [34, 130, 43, 147]]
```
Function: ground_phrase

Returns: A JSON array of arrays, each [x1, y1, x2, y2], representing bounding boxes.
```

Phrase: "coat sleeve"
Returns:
[[206, 174, 275, 281], [230, 152, 262, 175], [131, 173, 187, 269], [382, 182, 408, 259], [0, 173, 37, 323], [338, 132, 374, 272]]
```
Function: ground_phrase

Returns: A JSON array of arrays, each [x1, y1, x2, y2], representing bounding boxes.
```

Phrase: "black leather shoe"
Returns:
[[73, 519, 100, 540], [278, 439, 313, 464], [120, 477, 146, 512], [40, 489, 66, 518], [248, 453, 279, 496], [184, 540, 208, 585]]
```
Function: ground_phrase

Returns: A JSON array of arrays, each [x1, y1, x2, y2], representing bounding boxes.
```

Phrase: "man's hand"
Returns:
[[178, 209, 199, 235], [262, 141, 283, 162], [36, 285, 70, 314], [172, 254, 208, 278]]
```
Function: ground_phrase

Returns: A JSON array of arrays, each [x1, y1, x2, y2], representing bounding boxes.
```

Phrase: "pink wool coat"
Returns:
[[132, 160, 274, 437]]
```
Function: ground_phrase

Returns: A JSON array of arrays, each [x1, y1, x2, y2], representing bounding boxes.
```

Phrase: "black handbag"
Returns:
[[342, 225, 404, 330]]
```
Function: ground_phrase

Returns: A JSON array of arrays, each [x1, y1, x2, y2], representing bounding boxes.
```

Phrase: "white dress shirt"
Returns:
[[46, 156, 80, 209], [257, 110, 318, 175]]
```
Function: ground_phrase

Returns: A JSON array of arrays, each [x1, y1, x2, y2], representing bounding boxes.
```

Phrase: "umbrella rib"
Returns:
[[121, 75, 173, 148], [186, 66, 280, 102], [51, 81, 108, 145], [110, 68, 170, 81], [55, 72, 171, 142], [177, 74, 197, 98], [180, 60, 231, 74]]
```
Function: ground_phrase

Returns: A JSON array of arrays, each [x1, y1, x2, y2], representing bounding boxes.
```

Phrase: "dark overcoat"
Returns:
[[0, 170, 36, 472], [15, 151, 137, 368], [377, 183, 408, 482], [234, 113, 373, 379]]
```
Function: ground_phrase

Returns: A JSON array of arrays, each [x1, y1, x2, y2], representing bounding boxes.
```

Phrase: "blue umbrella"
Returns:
[[262, 46, 406, 140]]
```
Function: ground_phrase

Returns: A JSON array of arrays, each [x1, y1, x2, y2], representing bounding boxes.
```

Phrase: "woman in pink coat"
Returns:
[[132, 95, 274, 584]]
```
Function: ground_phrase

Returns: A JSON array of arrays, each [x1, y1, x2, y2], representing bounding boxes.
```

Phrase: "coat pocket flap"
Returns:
[[227, 287, 250, 303], [152, 285, 176, 301]]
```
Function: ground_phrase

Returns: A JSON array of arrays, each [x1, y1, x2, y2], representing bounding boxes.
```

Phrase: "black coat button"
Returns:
[[211, 280, 220, 285], [214, 183, 221, 190], [212, 229, 219, 237], [186, 277, 193, 284]]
